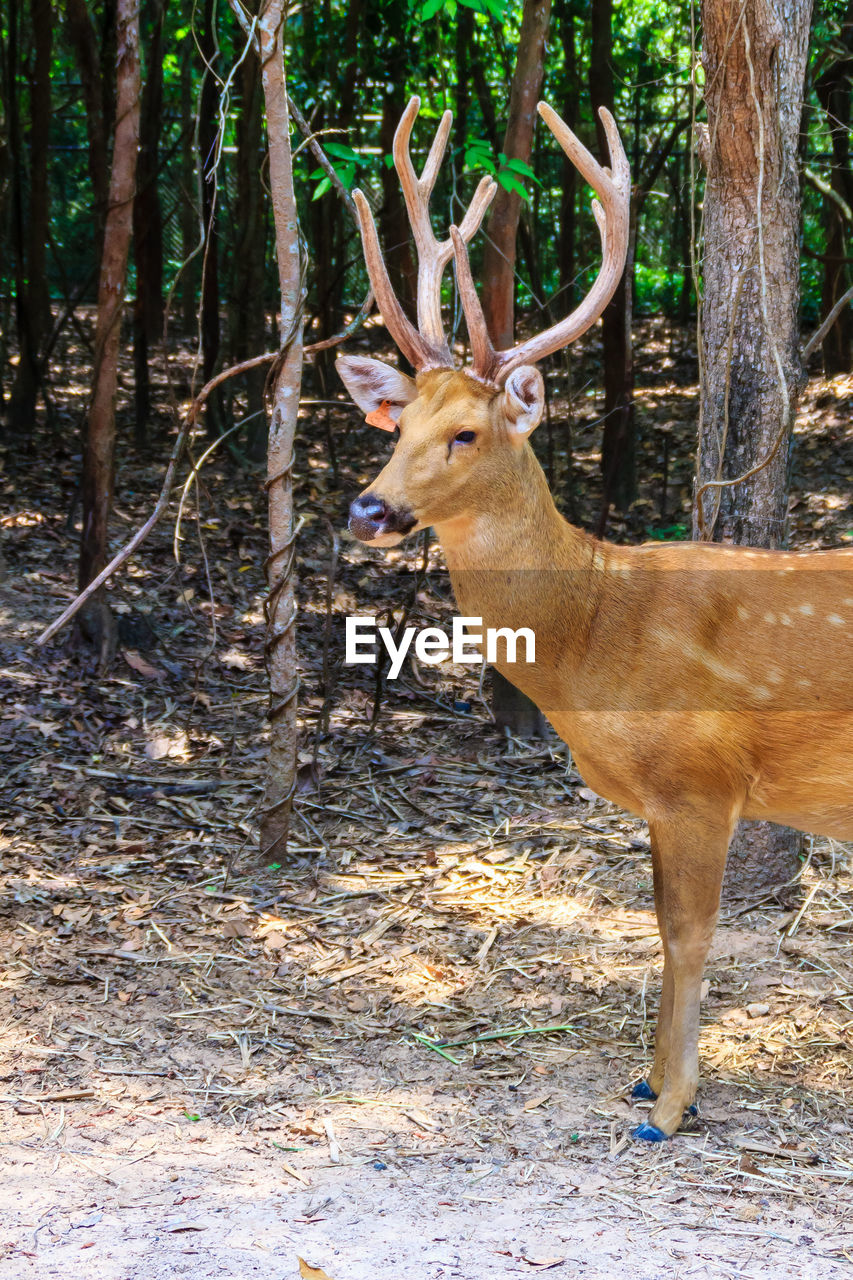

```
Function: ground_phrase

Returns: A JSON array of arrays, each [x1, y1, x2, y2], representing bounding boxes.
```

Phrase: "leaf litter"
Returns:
[[0, 327, 851, 1276]]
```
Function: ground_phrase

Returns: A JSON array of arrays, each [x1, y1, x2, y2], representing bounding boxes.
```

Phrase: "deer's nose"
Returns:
[[348, 493, 416, 543], [348, 494, 388, 541], [350, 494, 388, 526]]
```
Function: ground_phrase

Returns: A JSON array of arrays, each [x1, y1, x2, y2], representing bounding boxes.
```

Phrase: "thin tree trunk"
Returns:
[[481, 0, 551, 346], [379, 86, 418, 327], [65, 0, 109, 259], [26, 0, 52, 338], [77, 0, 140, 660], [10, 0, 52, 427], [235, 48, 267, 460], [199, 0, 223, 436], [589, 0, 635, 516], [179, 42, 199, 335], [257, 0, 303, 858], [815, 6, 853, 373], [697, 0, 812, 898], [480, 0, 551, 740], [133, 0, 165, 447], [557, 0, 579, 307]]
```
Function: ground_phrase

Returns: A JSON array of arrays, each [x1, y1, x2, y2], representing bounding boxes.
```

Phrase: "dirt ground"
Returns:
[[2, 333, 853, 1278]]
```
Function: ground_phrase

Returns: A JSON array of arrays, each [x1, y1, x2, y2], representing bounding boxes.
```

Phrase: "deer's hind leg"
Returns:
[[633, 806, 735, 1142]]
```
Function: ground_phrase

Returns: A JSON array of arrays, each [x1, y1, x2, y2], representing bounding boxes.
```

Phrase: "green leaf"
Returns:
[[324, 141, 361, 162], [420, 0, 444, 18], [497, 171, 529, 199], [383, 153, 396, 169], [445, 0, 457, 14], [184, 1111, 201, 1122], [482, 0, 507, 19], [505, 157, 541, 184], [311, 176, 332, 200]]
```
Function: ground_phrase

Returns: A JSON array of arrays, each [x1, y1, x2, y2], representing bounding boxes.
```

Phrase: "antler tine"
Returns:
[[450, 225, 499, 383], [486, 102, 631, 384], [456, 175, 498, 242], [393, 97, 455, 357], [352, 188, 436, 371]]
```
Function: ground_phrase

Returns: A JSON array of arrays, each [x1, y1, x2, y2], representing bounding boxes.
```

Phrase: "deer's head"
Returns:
[[337, 97, 630, 547]]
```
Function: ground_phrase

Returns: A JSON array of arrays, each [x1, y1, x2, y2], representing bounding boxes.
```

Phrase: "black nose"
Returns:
[[348, 493, 388, 542], [351, 494, 388, 524], [348, 493, 416, 543]]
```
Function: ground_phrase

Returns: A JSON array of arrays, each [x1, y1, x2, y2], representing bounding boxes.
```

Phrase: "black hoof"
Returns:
[[632, 1122, 669, 1143], [630, 1079, 657, 1102], [687, 1104, 698, 1117]]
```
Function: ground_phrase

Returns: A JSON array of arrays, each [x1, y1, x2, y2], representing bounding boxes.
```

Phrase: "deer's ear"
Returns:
[[502, 365, 544, 441], [336, 355, 417, 422]]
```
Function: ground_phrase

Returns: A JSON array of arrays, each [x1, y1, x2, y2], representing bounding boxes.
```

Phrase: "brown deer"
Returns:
[[336, 96, 853, 1141]]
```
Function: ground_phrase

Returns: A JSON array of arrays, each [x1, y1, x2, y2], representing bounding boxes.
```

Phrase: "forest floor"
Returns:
[[1, 322, 853, 1278]]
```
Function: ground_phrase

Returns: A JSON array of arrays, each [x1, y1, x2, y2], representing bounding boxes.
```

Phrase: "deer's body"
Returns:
[[337, 98, 853, 1142], [437, 415, 853, 845]]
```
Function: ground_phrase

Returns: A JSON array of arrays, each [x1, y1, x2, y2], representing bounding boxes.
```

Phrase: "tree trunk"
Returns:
[[697, 0, 812, 899], [132, 0, 165, 447], [179, 41, 199, 335], [235, 47, 267, 461], [10, 0, 52, 428], [556, 0, 579, 307], [379, 86, 418, 328], [257, 0, 303, 858], [815, 5, 853, 374], [77, 0, 140, 660], [198, 0, 223, 436], [481, 0, 551, 346], [589, 0, 635, 515], [479, 0, 551, 740], [26, 0, 52, 339], [65, 0, 109, 259]]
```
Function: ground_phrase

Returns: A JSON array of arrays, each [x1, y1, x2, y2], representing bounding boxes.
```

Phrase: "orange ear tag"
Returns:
[[365, 400, 398, 432]]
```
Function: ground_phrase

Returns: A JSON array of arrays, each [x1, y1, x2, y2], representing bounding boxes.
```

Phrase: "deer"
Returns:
[[335, 96, 853, 1142]]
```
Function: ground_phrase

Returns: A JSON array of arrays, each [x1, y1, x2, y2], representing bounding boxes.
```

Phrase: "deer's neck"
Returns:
[[433, 445, 605, 686]]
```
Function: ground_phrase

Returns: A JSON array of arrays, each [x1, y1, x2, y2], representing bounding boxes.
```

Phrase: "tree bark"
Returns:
[[10, 0, 52, 427], [697, 0, 812, 898], [479, 0, 551, 740], [235, 47, 268, 461], [589, 0, 635, 515], [179, 41, 199, 335], [133, 0, 165, 447], [64, 0, 109, 258], [198, 0, 223, 436], [815, 5, 853, 374], [257, 0, 303, 858], [481, 0, 551, 346], [556, 0, 579, 307], [77, 0, 140, 658]]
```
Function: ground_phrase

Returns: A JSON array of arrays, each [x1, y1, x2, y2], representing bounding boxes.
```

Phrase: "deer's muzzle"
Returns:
[[348, 493, 416, 544]]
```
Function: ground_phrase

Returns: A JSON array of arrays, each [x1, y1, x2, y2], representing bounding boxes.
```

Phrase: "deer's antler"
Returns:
[[451, 104, 631, 385], [352, 96, 497, 372]]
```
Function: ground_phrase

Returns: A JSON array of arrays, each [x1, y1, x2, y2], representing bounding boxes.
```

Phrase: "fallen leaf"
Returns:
[[523, 1257, 565, 1269], [298, 1258, 334, 1280], [122, 649, 164, 681], [523, 1094, 552, 1112]]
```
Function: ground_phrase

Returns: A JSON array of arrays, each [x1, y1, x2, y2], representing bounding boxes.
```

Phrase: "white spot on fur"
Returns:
[[827, 614, 845, 626], [799, 603, 815, 616], [779, 614, 792, 626], [736, 605, 750, 621], [764, 612, 776, 625]]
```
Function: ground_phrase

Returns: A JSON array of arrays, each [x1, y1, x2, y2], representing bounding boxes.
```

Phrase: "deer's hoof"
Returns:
[[630, 1079, 657, 1101], [632, 1122, 669, 1143]]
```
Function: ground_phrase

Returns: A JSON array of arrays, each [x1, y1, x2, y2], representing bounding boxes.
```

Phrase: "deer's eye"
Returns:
[[453, 430, 477, 445]]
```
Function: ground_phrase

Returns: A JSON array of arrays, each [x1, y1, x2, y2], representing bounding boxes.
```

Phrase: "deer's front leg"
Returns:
[[633, 810, 733, 1142], [631, 838, 674, 1102]]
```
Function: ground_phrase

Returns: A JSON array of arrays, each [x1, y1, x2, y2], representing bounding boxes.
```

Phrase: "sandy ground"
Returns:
[[4, 1081, 853, 1280]]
